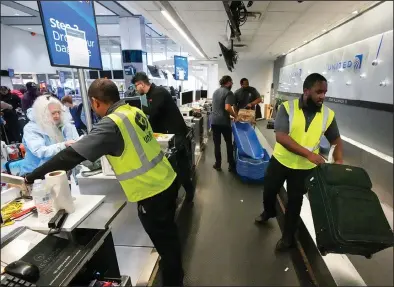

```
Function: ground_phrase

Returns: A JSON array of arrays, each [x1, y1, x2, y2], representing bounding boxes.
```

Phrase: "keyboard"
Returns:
[[1, 274, 36, 287]]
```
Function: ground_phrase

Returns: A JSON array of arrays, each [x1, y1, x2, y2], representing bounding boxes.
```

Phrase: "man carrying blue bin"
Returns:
[[255, 73, 344, 252]]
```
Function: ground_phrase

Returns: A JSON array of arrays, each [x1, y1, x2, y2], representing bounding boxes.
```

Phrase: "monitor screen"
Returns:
[[38, 1, 102, 69], [181, 91, 193, 105], [195, 90, 201, 101], [125, 96, 141, 109], [89, 71, 99, 79], [147, 65, 161, 78], [113, 70, 124, 79], [201, 90, 208, 99], [99, 70, 112, 79], [122, 50, 143, 63]]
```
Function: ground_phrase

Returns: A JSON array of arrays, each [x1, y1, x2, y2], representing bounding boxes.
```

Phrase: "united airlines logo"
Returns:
[[327, 54, 363, 71], [353, 54, 363, 70]]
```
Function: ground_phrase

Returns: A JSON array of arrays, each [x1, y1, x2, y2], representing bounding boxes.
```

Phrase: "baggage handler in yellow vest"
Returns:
[[255, 73, 344, 252], [25, 79, 184, 286]]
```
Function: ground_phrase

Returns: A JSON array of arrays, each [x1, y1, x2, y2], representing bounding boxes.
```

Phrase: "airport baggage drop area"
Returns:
[[1, 1, 394, 286]]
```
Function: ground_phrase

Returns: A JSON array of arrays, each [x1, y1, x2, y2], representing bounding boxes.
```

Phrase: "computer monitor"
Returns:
[[201, 90, 208, 99], [181, 91, 193, 106], [125, 96, 141, 109], [147, 65, 161, 78], [194, 90, 201, 101], [99, 70, 112, 79]]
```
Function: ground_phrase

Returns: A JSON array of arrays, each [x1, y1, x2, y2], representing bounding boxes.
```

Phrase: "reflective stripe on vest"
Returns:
[[113, 112, 164, 181], [287, 101, 330, 152]]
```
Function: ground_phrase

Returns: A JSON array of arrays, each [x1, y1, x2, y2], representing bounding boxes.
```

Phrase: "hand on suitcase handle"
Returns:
[[307, 152, 325, 165]]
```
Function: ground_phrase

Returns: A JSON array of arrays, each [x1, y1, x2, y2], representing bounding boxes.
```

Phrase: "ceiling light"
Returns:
[[303, 40, 307, 43], [322, 29, 327, 32], [352, 10, 358, 15], [14, 13, 19, 16], [161, 9, 204, 58], [282, 53, 286, 55], [28, 27, 32, 30]]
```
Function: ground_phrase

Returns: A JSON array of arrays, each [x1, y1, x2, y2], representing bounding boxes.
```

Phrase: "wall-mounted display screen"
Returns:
[[174, 55, 188, 81], [38, 1, 103, 70]]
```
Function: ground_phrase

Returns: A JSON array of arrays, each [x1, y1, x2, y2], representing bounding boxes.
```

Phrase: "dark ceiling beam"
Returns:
[[0, 15, 120, 26], [98, 1, 134, 17], [2, 1, 39, 17]]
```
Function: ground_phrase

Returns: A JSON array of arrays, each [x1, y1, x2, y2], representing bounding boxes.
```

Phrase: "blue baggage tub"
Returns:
[[236, 148, 270, 182], [232, 122, 265, 160]]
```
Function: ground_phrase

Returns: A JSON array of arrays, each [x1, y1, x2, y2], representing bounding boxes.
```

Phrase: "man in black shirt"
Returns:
[[132, 72, 195, 202], [234, 78, 262, 112]]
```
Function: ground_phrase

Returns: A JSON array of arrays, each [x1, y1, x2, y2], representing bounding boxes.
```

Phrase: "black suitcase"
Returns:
[[306, 163, 394, 258]]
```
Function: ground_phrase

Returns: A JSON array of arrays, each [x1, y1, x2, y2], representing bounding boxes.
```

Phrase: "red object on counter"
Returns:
[[7, 146, 19, 160], [19, 144, 26, 158]]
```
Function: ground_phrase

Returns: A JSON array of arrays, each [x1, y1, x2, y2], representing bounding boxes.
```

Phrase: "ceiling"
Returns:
[[1, 1, 380, 61], [1, 1, 115, 16], [125, 1, 379, 60]]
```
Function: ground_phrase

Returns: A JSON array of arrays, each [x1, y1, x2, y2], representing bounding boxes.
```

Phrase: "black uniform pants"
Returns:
[[137, 180, 184, 286], [174, 135, 195, 199], [263, 156, 315, 243], [211, 124, 235, 167]]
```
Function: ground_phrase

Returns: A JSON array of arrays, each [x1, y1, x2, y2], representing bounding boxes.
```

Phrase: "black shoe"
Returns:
[[275, 238, 296, 252], [228, 164, 236, 173], [254, 211, 274, 224], [213, 163, 222, 171]]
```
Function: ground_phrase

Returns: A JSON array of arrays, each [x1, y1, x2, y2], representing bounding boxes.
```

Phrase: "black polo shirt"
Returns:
[[143, 83, 188, 136]]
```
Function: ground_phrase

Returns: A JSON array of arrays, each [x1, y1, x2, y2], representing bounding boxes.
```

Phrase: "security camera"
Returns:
[[247, 1, 253, 8], [372, 59, 379, 66], [297, 1, 304, 3]]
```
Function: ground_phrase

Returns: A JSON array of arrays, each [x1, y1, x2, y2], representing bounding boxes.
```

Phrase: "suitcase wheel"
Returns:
[[318, 246, 327, 256]]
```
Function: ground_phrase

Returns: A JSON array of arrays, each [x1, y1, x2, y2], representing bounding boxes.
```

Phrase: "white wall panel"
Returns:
[[218, 60, 274, 104], [278, 30, 393, 104]]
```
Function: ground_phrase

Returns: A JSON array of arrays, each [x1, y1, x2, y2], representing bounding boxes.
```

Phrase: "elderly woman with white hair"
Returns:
[[20, 94, 79, 175]]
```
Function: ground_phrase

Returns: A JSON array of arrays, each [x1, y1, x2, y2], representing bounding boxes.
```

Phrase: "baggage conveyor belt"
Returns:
[[153, 139, 313, 286], [256, 120, 394, 287]]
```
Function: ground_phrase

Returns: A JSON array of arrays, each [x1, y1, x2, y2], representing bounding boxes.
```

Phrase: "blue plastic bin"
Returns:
[[232, 122, 265, 160], [236, 148, 270, 182]]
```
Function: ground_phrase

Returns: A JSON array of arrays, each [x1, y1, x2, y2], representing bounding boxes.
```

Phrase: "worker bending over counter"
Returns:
[[132, 72, 195, 203], [24, 79, 184, 286], [255, 73, 343, 252]]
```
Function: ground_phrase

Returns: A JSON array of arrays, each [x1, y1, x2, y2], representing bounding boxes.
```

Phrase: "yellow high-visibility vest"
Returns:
[[273, 99, 335, 170], [105, 105, 176, 202]]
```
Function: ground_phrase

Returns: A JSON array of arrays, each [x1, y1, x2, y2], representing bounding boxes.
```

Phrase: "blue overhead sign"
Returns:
[[8, 69, 14, 77], [174, 56, 188, 81], [38, 1, 102, 70]]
